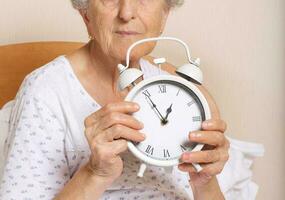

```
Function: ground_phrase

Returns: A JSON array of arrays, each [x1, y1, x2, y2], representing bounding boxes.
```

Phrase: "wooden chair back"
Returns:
[[0, 41, 84, 107]]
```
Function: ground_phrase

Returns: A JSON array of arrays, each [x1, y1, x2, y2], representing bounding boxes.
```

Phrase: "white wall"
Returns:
[[1, 0, 284, 199]]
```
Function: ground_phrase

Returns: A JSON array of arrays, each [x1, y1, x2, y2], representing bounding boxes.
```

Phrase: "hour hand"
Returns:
[[164, 103, 173, 121]]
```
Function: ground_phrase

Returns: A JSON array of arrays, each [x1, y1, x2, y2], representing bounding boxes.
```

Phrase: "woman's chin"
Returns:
[[114, 53, 141, 66], [110, 46, 138, 62], [110, 37, 155, 64]]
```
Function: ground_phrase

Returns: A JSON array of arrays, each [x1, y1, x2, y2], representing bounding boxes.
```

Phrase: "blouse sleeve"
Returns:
[[0, 92, 70, 200]]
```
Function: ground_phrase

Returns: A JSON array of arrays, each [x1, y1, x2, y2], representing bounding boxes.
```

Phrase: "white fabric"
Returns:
[[218, 137, 264, 200], [0, 100, 15, 181], [0, 56, 264, 200]]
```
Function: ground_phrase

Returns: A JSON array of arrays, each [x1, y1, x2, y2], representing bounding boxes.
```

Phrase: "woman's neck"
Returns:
[[86, 40, 140, 93]]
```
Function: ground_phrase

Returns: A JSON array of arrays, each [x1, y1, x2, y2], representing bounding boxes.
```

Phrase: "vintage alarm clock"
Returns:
[[117, 37, 211, 177]]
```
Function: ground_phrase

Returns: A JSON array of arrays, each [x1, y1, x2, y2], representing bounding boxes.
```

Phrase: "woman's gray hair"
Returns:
[[70, 0, 184, 10]]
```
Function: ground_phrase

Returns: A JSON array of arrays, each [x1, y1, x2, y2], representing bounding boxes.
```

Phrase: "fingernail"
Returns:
[[202, 121, 212, 129], [139, 121, 144, 128], [202, 121, 209, 129], [134, 103, 140, 109], [141, 133, 146, 138], [183, 153, 191, 160]]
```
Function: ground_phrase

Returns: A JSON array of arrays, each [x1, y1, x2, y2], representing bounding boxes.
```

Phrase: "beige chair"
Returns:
[[0, 41, 84, 108]]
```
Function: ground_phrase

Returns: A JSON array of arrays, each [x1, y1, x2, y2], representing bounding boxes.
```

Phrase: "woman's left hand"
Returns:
[[178, 119, 230, 188]]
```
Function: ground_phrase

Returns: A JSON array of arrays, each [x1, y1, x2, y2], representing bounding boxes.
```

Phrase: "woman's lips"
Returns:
[[115, 31, 140, 36]]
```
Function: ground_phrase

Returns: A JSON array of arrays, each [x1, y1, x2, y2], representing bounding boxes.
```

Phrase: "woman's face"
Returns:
[[81, 0, 170, 62]]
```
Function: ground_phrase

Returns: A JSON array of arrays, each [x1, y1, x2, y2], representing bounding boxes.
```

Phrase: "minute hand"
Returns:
[[143, 94, 166, 122]]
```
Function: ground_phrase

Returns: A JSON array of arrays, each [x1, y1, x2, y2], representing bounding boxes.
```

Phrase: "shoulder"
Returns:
[[21, 56, 67, 91], [14, 56, 70, 119], [143, 56, 221, 119], [18, 56, 68, 96]]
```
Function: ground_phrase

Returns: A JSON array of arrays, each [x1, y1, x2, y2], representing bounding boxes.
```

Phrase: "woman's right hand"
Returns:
[[84, 101, 145, 182]]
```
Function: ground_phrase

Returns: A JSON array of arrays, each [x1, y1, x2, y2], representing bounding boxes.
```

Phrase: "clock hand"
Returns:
[[164, 103, 173, 122], [143, 93, 166, 123]]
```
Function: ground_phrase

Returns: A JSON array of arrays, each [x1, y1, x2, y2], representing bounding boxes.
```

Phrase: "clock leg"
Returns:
[[192, 163, 203, 172], [137, 163, 147, 177]]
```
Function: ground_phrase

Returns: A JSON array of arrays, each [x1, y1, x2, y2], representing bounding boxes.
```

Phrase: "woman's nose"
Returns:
[[118, 0, 138, 22]]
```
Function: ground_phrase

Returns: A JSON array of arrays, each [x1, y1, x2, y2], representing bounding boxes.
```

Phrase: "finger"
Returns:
[[180, 149, 221, 164], [108, 139, 129, 156], [103, 124, 146, 142], [202, 119, 227, 133], [189, 131, 226, 147], [90, 139, 128, 164], [84, 101, 140, 127], [178, 161, 225, 176], [199, 161, 225, 176], [84, 126, 95, 143], [178, 163, 196, 173], [99, 112, 143, 130]]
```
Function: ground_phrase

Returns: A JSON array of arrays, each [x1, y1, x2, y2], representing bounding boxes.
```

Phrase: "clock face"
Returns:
[[129, 79, 205, 162]]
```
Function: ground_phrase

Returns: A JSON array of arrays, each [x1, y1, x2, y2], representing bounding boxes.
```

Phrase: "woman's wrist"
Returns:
[[55, 162, 115, 200], [190, 176, 225, 200], [85, 161, 116, 187]]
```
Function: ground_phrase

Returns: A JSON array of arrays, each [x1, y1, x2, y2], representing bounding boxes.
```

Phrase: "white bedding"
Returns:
[[0, 100, 265, 199], [219, 137, 264, 199]]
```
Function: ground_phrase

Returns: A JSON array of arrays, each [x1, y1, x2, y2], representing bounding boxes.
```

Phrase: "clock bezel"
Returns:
[[125, 74, 211, 167]]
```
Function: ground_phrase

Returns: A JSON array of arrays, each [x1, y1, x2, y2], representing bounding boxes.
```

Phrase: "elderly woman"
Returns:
[[0, 0, 229, 199]]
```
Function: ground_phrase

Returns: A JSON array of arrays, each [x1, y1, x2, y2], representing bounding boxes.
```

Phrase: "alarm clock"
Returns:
[[117, 37, 211, 177]]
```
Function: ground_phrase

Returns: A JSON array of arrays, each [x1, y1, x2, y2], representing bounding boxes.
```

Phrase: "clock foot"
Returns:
[[193, 163, 203, 172], [137, 163, 147, 177]]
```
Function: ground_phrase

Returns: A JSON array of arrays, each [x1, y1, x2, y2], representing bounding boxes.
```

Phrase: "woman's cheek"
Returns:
[[95, 17, 114, 55]]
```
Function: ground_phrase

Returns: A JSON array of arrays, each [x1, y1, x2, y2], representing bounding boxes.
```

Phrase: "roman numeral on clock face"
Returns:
[[187, 100, 195, 107], [176, 89, 181, 96], [180, 145, 187, 152], [158, 85, 166, 93], [145, 145, 154, 155], [163, 149, 170, 158], [142, 90, 151, 98], [192, 116, 201, 122]]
